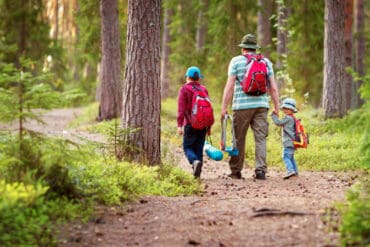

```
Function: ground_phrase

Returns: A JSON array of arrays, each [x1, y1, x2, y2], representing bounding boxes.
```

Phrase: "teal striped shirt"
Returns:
[[228, 53, 274, 110]]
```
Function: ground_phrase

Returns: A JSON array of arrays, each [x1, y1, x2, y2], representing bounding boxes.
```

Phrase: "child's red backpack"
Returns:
[[292, 116, 309, 149], [185, 84, 214, 130], [239, 54, 268, 96]]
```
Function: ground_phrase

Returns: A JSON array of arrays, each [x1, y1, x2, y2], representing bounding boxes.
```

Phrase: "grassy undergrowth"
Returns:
[[0, 180, 83, 247], [69, 155, 202, 205], [0, 101, 202, 246], [0, 132, 202, 246], [1, 97, 368, 246], [336, 179, 370, 246]]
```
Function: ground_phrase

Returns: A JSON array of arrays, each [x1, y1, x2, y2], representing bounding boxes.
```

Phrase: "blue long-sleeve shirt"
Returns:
[[271, 113, 295, 148]]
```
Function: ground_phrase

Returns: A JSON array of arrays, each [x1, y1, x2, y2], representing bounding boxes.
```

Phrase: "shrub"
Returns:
[[0, 180, 81, 247], [69, 156, 202, 205], [0, 133, 82, 198], [337, 179, 370, 246]]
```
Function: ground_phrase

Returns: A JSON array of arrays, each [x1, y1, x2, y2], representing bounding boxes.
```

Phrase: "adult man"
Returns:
[[221, 34, 279, 180]]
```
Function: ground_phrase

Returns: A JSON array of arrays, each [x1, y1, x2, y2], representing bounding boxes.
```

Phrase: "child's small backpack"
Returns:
[[291, 116, 309, 149], [239, 54, 269, 96], [185, 84, 214, 130]]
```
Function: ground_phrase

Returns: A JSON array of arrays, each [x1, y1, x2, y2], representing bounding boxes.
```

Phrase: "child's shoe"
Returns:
[[192, 160, 202, 178], [283, 171, 296, 179]]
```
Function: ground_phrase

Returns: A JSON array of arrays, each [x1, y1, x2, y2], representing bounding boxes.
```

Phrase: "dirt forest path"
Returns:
[[19, 108, 355, 247]]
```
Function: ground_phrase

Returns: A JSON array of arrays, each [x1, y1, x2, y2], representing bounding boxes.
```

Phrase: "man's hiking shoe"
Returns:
[[254, 171, 266, 180], [192, 160, 202, 178], [283, 171, 296, 179], [227, 171, 243, 179]]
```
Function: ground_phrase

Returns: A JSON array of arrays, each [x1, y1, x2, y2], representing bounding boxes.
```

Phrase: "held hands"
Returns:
[[271, 108, 279, 117]]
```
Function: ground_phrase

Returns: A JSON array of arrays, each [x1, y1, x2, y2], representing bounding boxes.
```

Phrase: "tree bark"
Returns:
[[353, 0, 365, 108], [160, 7, 172, 99], [122, 0, 161, 165], [16, 4, 27, 68], [344, 0, 353, 110], [323, 0, 346, 118], [196, 0, 209, 52], [276, 1, 288, 90], [54, 0, 59, 40], [257, 0, 272, 57], [97, 0, 122, 121]]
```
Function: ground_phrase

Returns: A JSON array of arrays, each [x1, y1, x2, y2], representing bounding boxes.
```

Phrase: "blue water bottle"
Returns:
[[204, 141, 224, 161]]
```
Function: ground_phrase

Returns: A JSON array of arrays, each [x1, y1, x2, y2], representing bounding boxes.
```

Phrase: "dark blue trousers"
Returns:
[[183, 124, 207, 165]]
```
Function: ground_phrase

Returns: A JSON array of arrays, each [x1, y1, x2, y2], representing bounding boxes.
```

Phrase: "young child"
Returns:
[[271, 98, 299, 179], [177, 66, 211, 179]]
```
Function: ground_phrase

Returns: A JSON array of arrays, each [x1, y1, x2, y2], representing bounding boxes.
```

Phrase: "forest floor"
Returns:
[[17, 108, 358, 247]]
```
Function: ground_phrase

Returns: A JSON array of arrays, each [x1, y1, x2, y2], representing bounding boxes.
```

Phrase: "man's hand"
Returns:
[[221, 109, 228, 119], [271, 109, 278, 116]]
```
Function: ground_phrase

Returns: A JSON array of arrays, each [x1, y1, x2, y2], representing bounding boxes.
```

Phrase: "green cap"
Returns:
[[237, 34, 260, 50]]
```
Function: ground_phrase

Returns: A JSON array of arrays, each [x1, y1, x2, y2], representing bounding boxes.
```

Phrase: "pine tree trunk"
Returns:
[[122, 0, 161, 166], [54, 0, 59, 40], [353, 0, 365, 108], [196, 0, 209, 52], [276, 1, 288, 90], [97, 0, 122, 121], [323, 0, 346, 118], [160, 7, 172, 99], [257, 0, 272, 57], [17, 6, 27, 68], [344, 0, 353, 110]]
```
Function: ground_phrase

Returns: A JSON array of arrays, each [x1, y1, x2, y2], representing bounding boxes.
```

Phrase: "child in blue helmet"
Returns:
[[271, 98, 299, 179]]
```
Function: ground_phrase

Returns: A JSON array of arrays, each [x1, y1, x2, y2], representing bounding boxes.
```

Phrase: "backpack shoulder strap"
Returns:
[[236, 55, 253, 83], [244, 53, 264, 61], [291, 114, 298, 127], [292, 115, 301, 128], [243, 54, 254, 64], [185, 83, 207, 95]]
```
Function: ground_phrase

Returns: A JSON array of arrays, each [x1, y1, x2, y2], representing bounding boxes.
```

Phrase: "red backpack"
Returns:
[[185, 84, 214, 130], [239, 54, 268, 96]]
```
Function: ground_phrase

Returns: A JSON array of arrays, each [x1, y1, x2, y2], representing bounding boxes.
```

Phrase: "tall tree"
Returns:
[[122, 0, 161, 165], [195, 0, 209, 53], [323, 0, 346, 118], [160, 5, 172, 99], [53, 0, 59, 40], [353, 0, 365, 108], [344, 0, 353, 110], [257, 0, 272, 57], [97, 0, 122, 121], [276, 0, 289, 91]]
